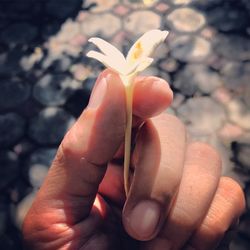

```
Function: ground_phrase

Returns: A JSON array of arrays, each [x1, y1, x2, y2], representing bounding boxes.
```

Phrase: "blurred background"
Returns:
[[0, 0, 250, 249]]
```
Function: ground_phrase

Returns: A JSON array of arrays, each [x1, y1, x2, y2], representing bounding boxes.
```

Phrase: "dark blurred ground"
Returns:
[[0, 0, 250, 249]]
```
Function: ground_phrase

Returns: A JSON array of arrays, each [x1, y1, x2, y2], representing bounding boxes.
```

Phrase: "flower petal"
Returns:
[[88, 37, 126, 66], [126, 29, 169, 65], [135, 57, 154, 73], [125, 57, 154, 75], [86, 50, 127, 75]]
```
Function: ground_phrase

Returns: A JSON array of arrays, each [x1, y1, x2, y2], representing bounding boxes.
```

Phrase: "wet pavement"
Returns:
[[0, 0, 250, 249]]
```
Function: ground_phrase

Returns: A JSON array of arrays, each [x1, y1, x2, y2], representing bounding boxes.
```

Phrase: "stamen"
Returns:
[[133, 42, 143, 60]]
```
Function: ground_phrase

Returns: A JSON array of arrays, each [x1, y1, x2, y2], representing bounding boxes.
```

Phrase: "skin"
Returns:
[[23, 69, 245, 250]]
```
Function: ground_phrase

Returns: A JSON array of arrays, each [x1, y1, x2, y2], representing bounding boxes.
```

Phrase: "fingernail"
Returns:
[[127, 200, 161, 239], [88, 76, 107, 109]]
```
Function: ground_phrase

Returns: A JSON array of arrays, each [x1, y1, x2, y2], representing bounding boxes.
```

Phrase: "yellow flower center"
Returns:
[[132, 42, 143, 60]]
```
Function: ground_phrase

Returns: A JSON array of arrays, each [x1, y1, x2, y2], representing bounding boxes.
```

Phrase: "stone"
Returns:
[[212, 87, 233, 105], [245, 184, 250, 210], [69, 34, 87, 47], [142, 0, 159, 7], [33, 74, 82, 106], [171, 93, 185, 109], [26, 148, 56, 187], [160, 58, 179, 73], [171, 0, 193, 4], [56, 19, 80, 43], [0, 113, 25, 148], [0, 201, 7, 234], [234, 143, 250, 171], [187, 132, 233, 174], [42, 21, 61, 40], [85, 0, 119, 13], [221, 62, 250, 89], [177, 97, 226, 135], [124, 11, 161, 35], [191, 0, 224, 10], [165, 107, 176, 115], [81, 13, 121, 38], [166, 7, 205, 33], [155, 2, 170, 13], [15, 191, 36, 229], [0, 234, 20, 250], [0, 151, 19, 190], [0, 47, 25, 75], [200, 27, 216, 40], [169, 35, 211, 62], [158, 70, 171, 83], [29, 164, 49, 189], [238, 216, 250, 240], [0, 79, 31, 110], [76, 11, 89, 22], [218, 123, 244, 147], [140, 66, 159, 77], [52, 56, 72, 72], [83, 77, 97, 95], [20, 47, 43, 71], [152, 43, 169, 60], [28, 148, 56, 188], [46, 0, 81, 19], [9, 179, 32, 204], [207, 134, 234, 175], [13, 140, 35, 156], [173, 64, 222, 96], [227, 99, 250, 130], [71, 64, 92, 81], [214, 35, 250, 61], [124, 0, 158, 9], [221, 62, 250, 108], [28, 107, 75, 145], [29, 148, 57, 167], [41, 45, 68, 68], [206, 4, 249, 33], [113, 4, 130, 17], [111, 31, 129, 51], [0, 22, 37, 45], [230, 236, 250, 250], [225, 170, 246, 189]]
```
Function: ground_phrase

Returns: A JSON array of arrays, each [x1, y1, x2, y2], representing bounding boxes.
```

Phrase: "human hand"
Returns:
[[22, 70, 245, 250]]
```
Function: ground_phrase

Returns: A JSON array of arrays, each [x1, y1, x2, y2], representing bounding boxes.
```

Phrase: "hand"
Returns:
[[22, 70, 245, 250]]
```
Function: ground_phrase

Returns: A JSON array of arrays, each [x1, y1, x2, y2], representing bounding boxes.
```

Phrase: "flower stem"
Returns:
[[124, 84, 133, 197]]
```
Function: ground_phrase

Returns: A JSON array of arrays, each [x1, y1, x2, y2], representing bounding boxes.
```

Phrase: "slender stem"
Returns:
[[124, 84, 133, 197]]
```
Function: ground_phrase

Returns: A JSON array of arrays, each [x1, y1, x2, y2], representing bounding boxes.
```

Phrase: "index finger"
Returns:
[[23, 70, 173, 228]]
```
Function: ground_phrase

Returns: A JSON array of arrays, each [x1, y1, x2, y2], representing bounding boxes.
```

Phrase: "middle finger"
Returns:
[[122, 113, 186, 241]]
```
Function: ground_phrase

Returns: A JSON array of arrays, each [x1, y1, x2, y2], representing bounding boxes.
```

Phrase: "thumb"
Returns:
[[26, 70, 126, 225]]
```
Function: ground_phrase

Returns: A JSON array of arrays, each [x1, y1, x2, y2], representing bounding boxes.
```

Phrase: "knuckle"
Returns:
[[59, 126, 79, 161]]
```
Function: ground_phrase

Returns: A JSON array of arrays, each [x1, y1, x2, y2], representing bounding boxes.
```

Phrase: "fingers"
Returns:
[[24, 70, 127, 227], [188, 177, 245, 250], [98, 162, 126, 206], [23, 70, 173, 230], [133, 76, 173, 119], [123, 113, 186, 240], [152, 142, 222, 249], [140, 143, 245, 250]]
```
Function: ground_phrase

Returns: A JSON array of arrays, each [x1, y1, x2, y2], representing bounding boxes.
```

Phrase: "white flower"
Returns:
[[86, 29, 169, 196], [86, 29, 169, 85]]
